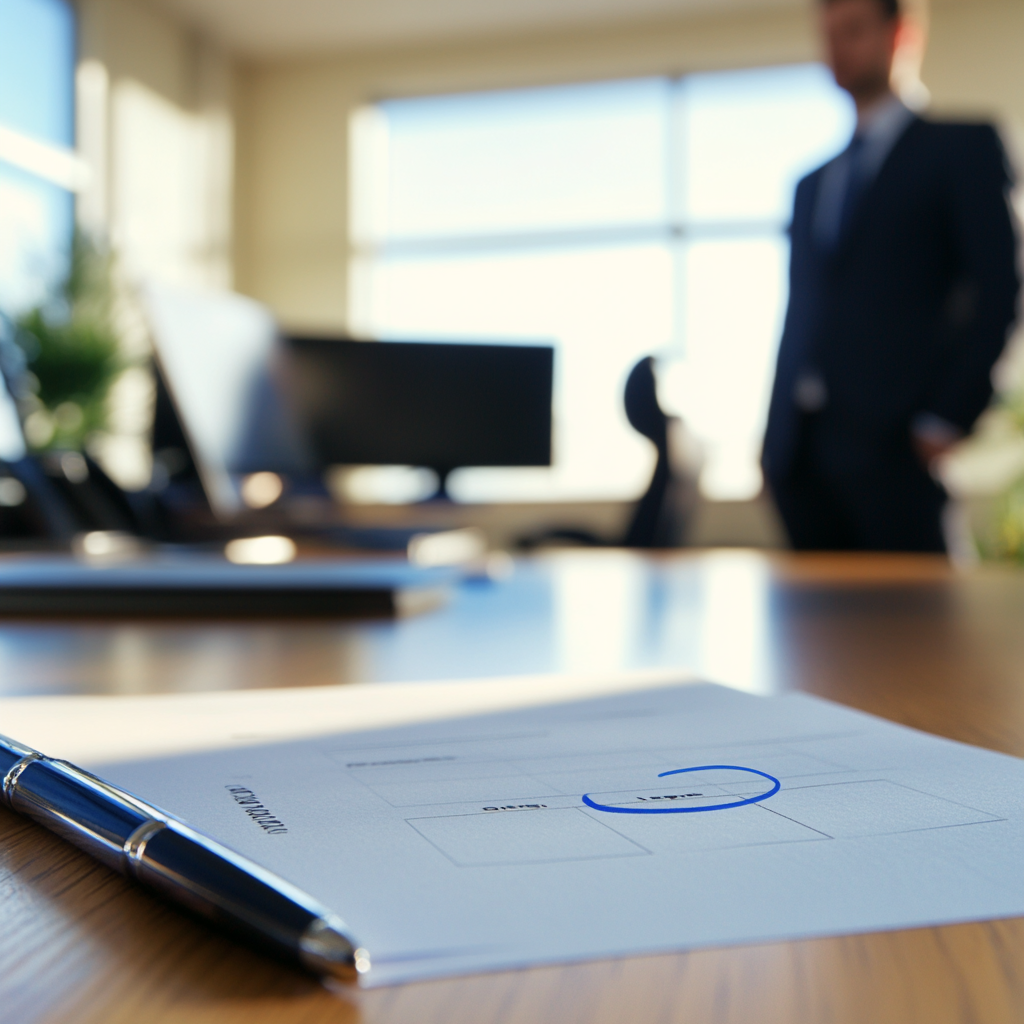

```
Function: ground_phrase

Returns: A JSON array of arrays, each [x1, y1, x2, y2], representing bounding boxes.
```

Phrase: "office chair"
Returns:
[[621, 356, 674, 547], [518, 356, 696, 550]]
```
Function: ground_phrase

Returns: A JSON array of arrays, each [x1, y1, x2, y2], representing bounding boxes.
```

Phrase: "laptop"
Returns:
[[0, 349, 455, 617]]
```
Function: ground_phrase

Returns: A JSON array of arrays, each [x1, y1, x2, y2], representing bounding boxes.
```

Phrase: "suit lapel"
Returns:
[[830, 116, 924, 261]]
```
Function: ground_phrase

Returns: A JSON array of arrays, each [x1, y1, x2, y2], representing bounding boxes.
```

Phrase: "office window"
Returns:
[[0, 0, 76, 314], [351, 65, 853, 502]]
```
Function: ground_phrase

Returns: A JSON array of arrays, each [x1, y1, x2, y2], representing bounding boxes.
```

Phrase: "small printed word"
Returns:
[[482, 803, 548, 812], [635, 793, 703, 802], [584, 765, 781, 815], [225, 784, 289, 834], [345, 756, 457, 768]]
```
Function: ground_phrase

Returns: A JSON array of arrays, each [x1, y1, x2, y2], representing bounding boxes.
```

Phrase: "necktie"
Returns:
[[836, 133, 867, 242]]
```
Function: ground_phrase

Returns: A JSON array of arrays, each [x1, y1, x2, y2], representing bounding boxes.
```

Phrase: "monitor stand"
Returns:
[[422, 467, 455, 503]]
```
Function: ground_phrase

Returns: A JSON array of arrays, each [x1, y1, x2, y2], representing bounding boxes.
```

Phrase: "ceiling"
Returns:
[[151, 0, 801, 59]]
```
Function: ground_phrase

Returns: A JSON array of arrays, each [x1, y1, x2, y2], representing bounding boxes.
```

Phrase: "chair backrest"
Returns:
[[622, 356, 672, 548], [512, 355, 698, 551]]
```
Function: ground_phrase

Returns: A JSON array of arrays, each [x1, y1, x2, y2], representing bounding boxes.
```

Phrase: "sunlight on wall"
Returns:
[[111, 79, 233, 289], [71, 3, 236, 489]]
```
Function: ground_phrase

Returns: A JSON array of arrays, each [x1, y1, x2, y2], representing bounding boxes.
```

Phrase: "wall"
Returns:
[[74, 0, 236, 486], [925, 0, 1024, 164], [76, 0, 235, 289]]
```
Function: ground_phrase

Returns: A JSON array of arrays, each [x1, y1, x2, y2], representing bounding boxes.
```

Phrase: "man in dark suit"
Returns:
[[762, 0, 1019, 551]]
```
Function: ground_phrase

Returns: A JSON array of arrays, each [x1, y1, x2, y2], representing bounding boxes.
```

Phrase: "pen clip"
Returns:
[[2, 752, 42, 804], [123, 819, 168, 878]]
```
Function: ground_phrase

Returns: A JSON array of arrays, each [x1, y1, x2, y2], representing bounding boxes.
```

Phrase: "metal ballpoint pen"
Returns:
[[0, 733, 370, 981]]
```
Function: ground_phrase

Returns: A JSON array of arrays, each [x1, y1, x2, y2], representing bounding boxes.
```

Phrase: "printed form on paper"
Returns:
[[4, 677, 1024, 986]]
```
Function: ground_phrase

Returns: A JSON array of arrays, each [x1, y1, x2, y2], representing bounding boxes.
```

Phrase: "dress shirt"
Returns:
[[813, 94, 916, 251]]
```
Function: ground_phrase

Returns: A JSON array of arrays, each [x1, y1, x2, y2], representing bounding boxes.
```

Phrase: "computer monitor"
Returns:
[[143, 282, 313, 518], [285, 338, 554, 498]]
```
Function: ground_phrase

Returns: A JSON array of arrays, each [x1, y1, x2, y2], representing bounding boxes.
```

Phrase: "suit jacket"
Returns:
[[763, 117, 1020, 483]]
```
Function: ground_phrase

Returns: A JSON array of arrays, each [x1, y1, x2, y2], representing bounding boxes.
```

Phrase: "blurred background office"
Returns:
[[1, 0, 1022, 555]]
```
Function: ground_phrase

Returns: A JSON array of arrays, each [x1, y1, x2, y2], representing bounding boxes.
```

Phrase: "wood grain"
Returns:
[[3, 551, 1024, 1024]]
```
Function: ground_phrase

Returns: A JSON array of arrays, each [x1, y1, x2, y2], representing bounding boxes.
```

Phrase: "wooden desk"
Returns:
[[4, 550, 1024, 1024]]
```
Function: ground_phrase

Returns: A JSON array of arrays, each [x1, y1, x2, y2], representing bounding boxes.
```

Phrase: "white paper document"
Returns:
[[8, 679, 1024, 986]]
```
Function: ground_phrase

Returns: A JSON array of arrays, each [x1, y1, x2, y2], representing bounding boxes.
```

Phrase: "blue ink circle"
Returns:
[[582, 765, 781, 815]]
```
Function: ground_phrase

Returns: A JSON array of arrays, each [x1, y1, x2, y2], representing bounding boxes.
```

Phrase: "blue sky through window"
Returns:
[[0, 0, 74, 145], [0, 0, 76, 313]]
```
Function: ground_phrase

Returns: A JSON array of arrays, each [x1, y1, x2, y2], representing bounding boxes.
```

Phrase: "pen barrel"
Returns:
[[132, 822, 329, 960], [0, 746, 365, 980], [7, 758, 151, 873]]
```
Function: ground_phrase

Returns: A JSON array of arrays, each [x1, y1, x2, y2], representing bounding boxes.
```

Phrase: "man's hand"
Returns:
[[911, 413, 963, 469], [912, 432, 956, 467]]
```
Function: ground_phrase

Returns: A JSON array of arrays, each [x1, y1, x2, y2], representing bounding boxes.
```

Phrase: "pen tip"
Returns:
[[300, 915, 368, 981]]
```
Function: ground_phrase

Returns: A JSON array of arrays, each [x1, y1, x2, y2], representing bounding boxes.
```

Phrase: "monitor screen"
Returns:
[[285, 338, 553, 475]]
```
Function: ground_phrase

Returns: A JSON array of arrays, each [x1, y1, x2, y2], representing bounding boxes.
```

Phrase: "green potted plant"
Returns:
[[985, 384, 1024, 562], [940, 340, 1024, 563], [13, 232, 122, 452]]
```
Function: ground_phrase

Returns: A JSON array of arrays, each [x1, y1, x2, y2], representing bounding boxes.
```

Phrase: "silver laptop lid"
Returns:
[[0, 357, 27, 464], [142, 281, 311, 519]]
